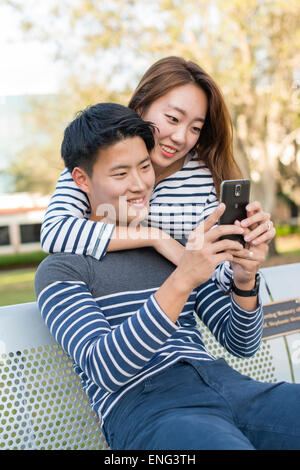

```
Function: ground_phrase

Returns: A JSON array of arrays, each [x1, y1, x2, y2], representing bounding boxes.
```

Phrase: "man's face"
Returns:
[[77, 136, 155, 225]]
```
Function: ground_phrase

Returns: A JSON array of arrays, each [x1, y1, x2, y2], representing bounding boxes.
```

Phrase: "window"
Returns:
[[0, 226, 10, 246], [20, 224, 42, 244]]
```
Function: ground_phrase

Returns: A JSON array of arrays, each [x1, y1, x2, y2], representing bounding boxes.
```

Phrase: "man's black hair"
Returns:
[[61, 103, 156, 175]]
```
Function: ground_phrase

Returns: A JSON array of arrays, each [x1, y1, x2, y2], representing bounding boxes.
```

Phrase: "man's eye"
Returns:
[[141, 163, 151, 170], [113, 172, 127, 177]]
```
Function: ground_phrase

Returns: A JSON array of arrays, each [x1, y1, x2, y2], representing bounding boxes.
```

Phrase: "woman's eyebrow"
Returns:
[[167, 104, 205, 123]]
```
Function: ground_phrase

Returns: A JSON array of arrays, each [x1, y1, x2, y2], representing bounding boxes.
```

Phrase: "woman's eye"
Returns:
[[165, 114, 178, 123], [192, 127, 202, 134]]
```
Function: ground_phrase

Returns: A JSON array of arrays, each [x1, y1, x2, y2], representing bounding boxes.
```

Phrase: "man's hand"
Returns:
[[154, 203, 246, 323], [177, 203, 245, 291]]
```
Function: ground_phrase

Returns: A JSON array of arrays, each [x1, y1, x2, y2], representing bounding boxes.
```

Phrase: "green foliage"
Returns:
[[6, 82, 131, 194], [275, 225, 300, 237], [0, 251, 48, 269], [6, 0, 300, 214]]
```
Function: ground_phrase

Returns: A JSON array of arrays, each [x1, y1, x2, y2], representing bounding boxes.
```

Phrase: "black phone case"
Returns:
[[219, 179, 250, 246]]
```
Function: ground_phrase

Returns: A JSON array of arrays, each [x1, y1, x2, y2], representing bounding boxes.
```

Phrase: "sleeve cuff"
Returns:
[[91, 223, 115, 260], [230, 292, 263, 320], [224, 261, 233, 277]]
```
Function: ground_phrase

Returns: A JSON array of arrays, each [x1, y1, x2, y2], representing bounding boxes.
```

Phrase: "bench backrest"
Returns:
[[0, 262, 299, 450], [0, 301, 109, 450]]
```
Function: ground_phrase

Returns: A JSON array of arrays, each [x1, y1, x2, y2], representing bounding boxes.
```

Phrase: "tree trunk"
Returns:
[[268, 237, 278, 257]]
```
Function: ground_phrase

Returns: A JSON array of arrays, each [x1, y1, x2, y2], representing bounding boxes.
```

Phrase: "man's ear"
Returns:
[[72, 167, 90, 193]]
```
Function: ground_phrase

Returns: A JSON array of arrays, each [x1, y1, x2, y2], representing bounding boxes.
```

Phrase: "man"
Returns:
[[35, 103, 300, 450]]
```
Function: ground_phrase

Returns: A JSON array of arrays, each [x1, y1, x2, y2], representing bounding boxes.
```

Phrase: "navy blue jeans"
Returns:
[[102, 358, 300, 450]]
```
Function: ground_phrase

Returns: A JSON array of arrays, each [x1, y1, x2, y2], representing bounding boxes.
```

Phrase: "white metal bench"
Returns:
[[0, 263, 299, 450]]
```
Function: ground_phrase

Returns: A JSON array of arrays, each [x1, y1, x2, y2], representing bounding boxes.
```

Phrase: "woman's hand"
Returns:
[[230, 241, 269, 285], [228, 200, 274, 285], [240, 201, 276, 246], [226, 231, 268, 311], [229, 221, 269, 285], [154, 234, 185, 266]]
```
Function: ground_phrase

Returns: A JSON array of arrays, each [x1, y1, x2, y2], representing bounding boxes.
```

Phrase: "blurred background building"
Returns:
[[0, 192, 49, 254]]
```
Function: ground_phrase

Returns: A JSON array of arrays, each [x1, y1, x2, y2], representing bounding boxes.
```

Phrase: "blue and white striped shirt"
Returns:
[[40, 154, 232, 290], [35, 250, 264, 426]]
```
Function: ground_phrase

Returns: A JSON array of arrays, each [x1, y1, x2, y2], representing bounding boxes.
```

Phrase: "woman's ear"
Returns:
[[72, 167, 90, 193]]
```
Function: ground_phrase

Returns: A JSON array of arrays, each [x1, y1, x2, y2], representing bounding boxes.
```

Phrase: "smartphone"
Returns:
[[219, 179, 250, 246]]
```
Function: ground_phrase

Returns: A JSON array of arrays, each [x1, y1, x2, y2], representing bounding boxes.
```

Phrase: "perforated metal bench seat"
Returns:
[[0, 301, 109, 450], [0, 263, 299, 450]]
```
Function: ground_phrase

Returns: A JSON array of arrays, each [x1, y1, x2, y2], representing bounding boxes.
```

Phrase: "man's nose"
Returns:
[[129, 172, 146, 192]]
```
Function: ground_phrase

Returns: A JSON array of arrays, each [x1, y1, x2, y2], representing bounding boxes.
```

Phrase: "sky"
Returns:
[[0, 4, 65, 96], [0, 4, 65, 190], [0, 1, 155, 192], [0, 1, 153, 191], [0, 1, 163, 97]]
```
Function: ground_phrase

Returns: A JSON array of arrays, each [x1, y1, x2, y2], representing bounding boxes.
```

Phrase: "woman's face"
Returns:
[[142, 83, 208, 176]]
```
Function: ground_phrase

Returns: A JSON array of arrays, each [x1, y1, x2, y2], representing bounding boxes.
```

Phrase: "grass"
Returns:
[[0, 284, 36, 306], [0, 251, 48, 306], [0, 234, 299, 307], [0, 268, 36, 306], [0, 269, 35, 285]]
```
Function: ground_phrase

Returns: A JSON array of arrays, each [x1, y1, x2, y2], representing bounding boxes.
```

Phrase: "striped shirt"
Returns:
[[34, 250, 264, 427], [40, 153, 232, 291]]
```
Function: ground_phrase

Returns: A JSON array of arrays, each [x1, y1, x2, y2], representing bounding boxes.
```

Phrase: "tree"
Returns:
[[6, 0, 300, 222], [7, 80, 131, 194], [153, 0, 300, 216]]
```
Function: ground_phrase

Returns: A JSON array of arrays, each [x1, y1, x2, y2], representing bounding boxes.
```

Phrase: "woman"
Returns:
[[41, 56, 275, 288]]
